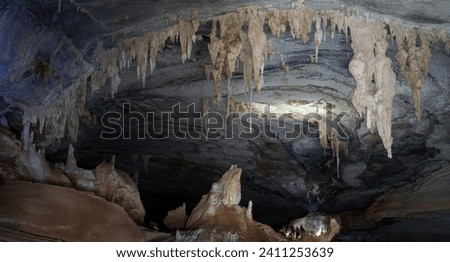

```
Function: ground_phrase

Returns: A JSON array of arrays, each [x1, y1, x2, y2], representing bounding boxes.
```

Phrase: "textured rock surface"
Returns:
[[0, 181, 144, 241], [365, 164, 450, 220]]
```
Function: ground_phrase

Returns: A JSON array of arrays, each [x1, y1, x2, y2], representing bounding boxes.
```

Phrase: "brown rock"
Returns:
[[0, 181, 144, 241], [163, 203, 188, 230], [179, 165, 284, 241]]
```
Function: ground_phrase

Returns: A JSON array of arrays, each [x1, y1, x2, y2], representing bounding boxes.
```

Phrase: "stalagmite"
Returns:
[[348, 17, 396, 158], [246, 200, 253, 219]]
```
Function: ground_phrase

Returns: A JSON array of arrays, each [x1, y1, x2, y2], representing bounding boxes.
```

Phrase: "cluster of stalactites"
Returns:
[[21, 75, 90, 147], [348, 17, 397, 158], [207, 3, 351, 102], [318, 118, 349, 178], [91, 11, 199, 98], [208, 13, 243, 102], [207, 6, 268, 103], [389, 21, 447, 121]]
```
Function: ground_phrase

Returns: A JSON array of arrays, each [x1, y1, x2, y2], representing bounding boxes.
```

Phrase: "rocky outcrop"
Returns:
[[0, 181, 144, 241], [163, 203, 189, 231], [57, 146, 146, 223], [0, 125, 145, 223], [177, 165, 284, 241]]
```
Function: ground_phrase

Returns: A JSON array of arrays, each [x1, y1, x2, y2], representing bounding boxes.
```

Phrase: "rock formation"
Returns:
[[0, 181, 144, 241], [0, 126, 145, 223], [348, 17, 396, 158], [163, 203, 189, 231], [177, 165, 283, 241], [59, 147, 146, 223]]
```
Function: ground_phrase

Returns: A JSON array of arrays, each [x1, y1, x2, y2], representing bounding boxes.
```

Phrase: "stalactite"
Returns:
[[179, 13, 200, 63], [280, 54, 290, 85], [92, 25, 179, 93], [203, 64, 213, 80], [322, 10, 345, 40], [131, 154, 139, 164], [208, 13, 243, 102], [142, 155, 151, 174], [389, 21, 434, 121], [239, 6, 266, 92], [318, 120, 328, 155], [314, 15, 323, 63], [287, 2, 316, 44], [348, 17, 396, 158], [321, 12, 328, 42], [239, 29, 253, 94], [266, 9, 287, 39], [135, 38, 149, 87], [266, 41, 275, 60], [21, 75, 90, 146], [58, 0, 62, 13], [331, 130, 340, 178]]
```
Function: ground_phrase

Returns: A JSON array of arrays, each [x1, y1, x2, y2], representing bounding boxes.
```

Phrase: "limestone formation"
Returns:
[[0, 137, 146, 223], [208, 13, 243, 102], [389, 21, 435, 121], [179, 165, 283, 241], [163, 203, 189, 230], [348, 17, 396, 158]]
